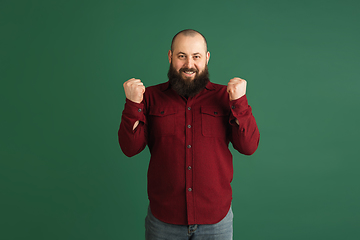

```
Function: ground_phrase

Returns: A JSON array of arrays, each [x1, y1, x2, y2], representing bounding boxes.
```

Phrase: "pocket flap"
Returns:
[[201, 106, 229, 117], [149, 107, 178, 117]]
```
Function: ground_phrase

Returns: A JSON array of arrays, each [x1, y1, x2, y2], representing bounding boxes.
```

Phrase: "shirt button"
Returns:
[[138, 108, 142, 112], [188, 107, 191, 110], [187, 125, 191, 128], [188, 188, 192, 192], [188, 166, 192, 170], [231, 106, 235, 109], [187, 145, 191, 148]]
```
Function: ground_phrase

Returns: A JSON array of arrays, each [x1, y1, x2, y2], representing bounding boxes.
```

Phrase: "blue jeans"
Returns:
[[145, 206, 233, 240]]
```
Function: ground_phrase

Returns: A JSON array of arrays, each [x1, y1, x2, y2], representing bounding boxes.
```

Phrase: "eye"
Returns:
[[178, 54, 185, 59], [193, 55, 200, 59]]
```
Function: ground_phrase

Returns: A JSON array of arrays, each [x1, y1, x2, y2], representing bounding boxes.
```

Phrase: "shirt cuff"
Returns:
[[229, 95, 251, 124], [122, 98, 147, 125]]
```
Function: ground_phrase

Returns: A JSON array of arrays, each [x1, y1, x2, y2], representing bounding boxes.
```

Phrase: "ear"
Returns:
[[206, 51, 210, 64], [168, 50, 172, 63]]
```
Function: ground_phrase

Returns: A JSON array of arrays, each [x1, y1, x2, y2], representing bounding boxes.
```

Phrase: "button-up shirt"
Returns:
[[118, 81, 260, 225]]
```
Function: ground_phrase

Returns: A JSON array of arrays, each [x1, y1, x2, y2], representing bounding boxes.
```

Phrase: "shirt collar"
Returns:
[[160, 81, 171, 91], [204, 81, 215, 91]]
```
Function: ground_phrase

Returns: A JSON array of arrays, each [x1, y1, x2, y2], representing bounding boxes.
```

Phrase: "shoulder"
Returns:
[[145, 81, 169, 92], [206, 81, 227, 93], [143, 81, 170, 101], [209, 82, 227, 89]]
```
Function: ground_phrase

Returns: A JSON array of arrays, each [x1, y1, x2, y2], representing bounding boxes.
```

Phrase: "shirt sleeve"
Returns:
[[118, 98, 147, 157], [228, 95, 260, 155]]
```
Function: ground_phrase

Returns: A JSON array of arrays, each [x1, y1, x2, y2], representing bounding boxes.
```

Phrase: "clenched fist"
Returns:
[[227, 77, 247, 101], [123, 78, 145, 104]]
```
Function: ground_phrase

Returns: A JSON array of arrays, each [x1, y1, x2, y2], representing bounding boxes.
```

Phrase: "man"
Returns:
[[119, 29, 260, 239]]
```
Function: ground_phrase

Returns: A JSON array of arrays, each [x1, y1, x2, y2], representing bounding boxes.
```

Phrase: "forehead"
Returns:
[[172, 34, 207, 54]]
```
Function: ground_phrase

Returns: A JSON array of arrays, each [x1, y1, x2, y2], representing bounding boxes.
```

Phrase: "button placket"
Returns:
[[185, 103, 194, 223]]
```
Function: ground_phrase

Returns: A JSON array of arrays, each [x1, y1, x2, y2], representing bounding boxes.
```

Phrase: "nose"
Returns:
[[184, 57, 195, 69]]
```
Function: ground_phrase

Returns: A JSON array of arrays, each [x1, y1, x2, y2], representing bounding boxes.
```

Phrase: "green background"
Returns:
[[1, 0, 359, 239]]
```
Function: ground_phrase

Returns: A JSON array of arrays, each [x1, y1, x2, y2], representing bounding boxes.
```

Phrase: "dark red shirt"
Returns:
[[118, 81, 260, 225]]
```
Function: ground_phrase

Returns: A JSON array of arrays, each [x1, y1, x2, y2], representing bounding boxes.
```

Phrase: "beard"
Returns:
[[167, 64, 210, 98]]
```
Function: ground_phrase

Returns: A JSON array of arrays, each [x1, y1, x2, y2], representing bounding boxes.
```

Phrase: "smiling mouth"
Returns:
[[181, 68, 198, 77]]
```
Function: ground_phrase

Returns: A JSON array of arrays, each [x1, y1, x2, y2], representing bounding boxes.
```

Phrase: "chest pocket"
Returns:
[[201, 106, 229, 138], [148, 107, 177, 137]]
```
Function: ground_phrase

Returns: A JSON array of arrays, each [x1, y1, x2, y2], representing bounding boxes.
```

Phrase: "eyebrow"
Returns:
[[177, 52, 202, 56]]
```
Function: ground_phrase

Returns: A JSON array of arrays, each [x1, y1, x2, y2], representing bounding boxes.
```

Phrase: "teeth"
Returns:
[[185, 71, 193, 74]]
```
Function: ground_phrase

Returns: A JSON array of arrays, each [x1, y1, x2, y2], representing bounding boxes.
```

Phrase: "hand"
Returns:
[[123, 78, 145, 103], [227, 77, 247, 101]]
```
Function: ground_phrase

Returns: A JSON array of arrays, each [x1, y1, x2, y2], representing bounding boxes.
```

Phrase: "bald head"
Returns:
[[170, 29, 208, 52], [168, 29, 210, 83]]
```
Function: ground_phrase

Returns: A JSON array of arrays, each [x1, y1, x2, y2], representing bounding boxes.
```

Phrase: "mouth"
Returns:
[[181, 69, 198, 78], [183, 71, 195, 77]]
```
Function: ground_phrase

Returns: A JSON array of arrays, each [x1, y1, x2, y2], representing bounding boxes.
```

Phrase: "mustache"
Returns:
[[179, 67, 198, 73]]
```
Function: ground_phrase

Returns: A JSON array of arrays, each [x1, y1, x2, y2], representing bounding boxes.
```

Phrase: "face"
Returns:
[[168, 34, 210, 81]]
